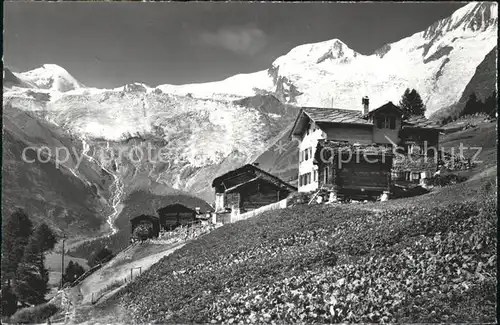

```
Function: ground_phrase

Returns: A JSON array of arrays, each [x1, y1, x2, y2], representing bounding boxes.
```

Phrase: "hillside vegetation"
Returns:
[[116, 172, 496, 323]]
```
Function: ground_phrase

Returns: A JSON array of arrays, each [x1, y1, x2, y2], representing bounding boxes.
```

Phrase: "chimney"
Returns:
[[362, 96, 369, 115]]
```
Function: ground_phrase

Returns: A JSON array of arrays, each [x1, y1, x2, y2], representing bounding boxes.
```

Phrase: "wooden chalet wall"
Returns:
[[225, 192, 240, 209], [337, 157, 392, 191], [213, 164, 296, 215], [223, 180, 292, 213], [400, 128, 440, 153], [239, 182, 289, 213], [317, 151, 392, 197], [157, 205, 196, 230]]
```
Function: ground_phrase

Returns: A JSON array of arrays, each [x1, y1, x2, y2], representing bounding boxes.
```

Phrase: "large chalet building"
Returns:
[[290, 97, 442, 196]]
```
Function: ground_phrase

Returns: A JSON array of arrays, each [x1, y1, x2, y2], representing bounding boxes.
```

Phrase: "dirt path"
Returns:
[[79, 242, 184, 305]]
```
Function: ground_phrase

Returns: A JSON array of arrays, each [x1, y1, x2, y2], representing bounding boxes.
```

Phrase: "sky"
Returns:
[[3, 2, 466, 88]]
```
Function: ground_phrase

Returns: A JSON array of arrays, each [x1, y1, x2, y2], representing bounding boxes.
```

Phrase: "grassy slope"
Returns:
[[114, 169, 496, 323], [45, 252, 89, 299], [440, 122, 497, 169], [78, 242, 184, 305]]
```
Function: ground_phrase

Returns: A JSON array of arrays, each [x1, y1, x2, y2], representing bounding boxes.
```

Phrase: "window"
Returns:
[[313, 170, 318, 182], [299, 172, 312, 187], [389, 117, 396, 129], [324, 166, 330, 184], [376, 115, 397, 130], [305, 149, 309, 161]]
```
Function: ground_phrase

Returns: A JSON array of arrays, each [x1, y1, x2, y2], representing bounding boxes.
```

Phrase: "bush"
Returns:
[[287, 191, 315, 205], [423, 174, 467, 187], [9, 303, 59, 324], [88, 248, 115, 267]]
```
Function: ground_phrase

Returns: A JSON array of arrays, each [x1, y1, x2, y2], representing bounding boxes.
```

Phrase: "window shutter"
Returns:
[[390, 117, 396, 129]]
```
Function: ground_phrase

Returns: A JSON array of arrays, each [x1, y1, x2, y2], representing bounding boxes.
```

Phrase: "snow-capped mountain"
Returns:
[[14, 63, 84, 92], [160, 1, 497, 116], [157, 70, 274, 102]]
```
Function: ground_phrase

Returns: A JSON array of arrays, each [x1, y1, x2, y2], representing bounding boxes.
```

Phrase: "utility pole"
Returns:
[[60, 234, 66, 289]]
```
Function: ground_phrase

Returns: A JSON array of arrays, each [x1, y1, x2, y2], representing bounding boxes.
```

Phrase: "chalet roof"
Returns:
[[157, 203, 197, 213], [402, 115, 442, 130], [392, 154, 438, 172], [212, 164, 297, 192], [130, 214, 159, 221], [290, 106, 372, 138], [314, 140, 393, 165], [362, 101, 402, 118], [316, 140, 394, 154], [225, 177, 263, 193], [302, 107, 371, 125], [289, 102, 441, 138]]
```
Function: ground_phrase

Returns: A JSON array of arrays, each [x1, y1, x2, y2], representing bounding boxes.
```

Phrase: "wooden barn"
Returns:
[[129, 197, 214, 239], [130, 214, 160, 239], [212, 164, 297, 217], [314, 140, 393, 201], [157, 203, 198, 230]]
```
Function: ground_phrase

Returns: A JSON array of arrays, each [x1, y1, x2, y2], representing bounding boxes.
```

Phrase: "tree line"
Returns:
[[394, 88, 496, 125], [1, 209, 87, 317], [1, 210, 56, 316], [440, 91, 497, 125]]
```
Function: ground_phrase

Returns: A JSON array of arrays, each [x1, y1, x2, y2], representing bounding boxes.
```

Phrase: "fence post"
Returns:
[[92, 292, 94, 304], [130, 268, 133, 281]]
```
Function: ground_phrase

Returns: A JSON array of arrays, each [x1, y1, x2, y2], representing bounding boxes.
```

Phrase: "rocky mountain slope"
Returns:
[[2, 105, 113, 239], [2, 2, 497, 239], [431, 46, 497, 122]]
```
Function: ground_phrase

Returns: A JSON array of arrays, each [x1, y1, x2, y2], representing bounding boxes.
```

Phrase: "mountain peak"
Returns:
[[272, 38, 359, 69], [19, 64, 84, 92], [423, 2, 497, 40]]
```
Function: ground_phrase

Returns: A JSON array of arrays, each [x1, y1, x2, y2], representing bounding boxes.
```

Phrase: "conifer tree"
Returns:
[[13, 236, 49, 306], [63, 261, 85, 284], [484, 91, 497, 118], [1, 209, 34, 284], [399, 88, 426, 118], [33, 223, 57, 253], [462, 92, 482, 117], [1, 284, 18, 317]]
